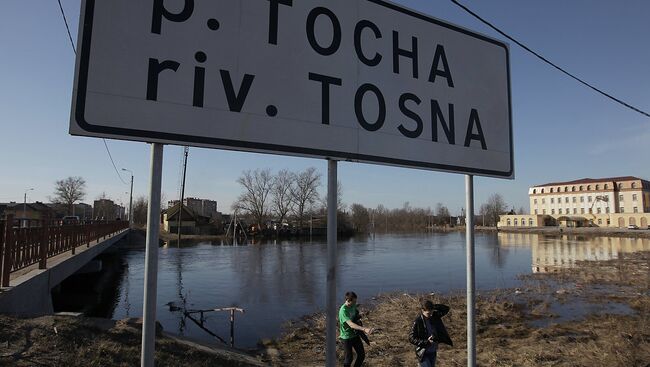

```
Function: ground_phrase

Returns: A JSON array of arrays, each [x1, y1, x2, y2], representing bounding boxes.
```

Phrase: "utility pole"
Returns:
[[23, 188, 33, 228], [122, 168, 134, 227], [177, 147, 189, 246]]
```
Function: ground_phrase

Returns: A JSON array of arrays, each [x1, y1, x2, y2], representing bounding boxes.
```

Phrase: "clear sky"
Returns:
[[1, 0, 649, 214]]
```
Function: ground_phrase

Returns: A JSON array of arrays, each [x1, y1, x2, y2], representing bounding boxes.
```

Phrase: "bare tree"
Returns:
[[291, 167, 321, 229], [435, 202, 451, 225], [350, 203, 370, 233], [483, 193, 508, 226], [271, 169, 294, 225], [52, 176, 86, 215], [132, 196, 148, 226], [320, 180, 345, 212], [234, 169, 273, 229]]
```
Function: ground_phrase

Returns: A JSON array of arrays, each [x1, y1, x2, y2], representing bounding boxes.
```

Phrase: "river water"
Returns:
[[104, 232, 650, 349]]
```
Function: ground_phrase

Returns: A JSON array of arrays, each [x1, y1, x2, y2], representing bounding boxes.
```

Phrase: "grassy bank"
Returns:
[[262, 252, 650, 366]]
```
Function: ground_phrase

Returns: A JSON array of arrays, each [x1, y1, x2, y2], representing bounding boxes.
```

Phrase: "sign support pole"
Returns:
[[141, 143, 164, 367], [465, 174, 476, 367], [325, 159, 338, 367]]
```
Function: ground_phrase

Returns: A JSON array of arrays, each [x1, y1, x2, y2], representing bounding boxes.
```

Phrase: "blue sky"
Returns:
[[1, 0, 649, 214]]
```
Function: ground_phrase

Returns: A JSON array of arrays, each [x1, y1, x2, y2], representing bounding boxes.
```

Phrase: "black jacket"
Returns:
[[408, 304, 453, 361]]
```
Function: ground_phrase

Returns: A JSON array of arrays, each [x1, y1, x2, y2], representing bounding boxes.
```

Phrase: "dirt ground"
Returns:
[[0, 316, 266, 367], [262, 252, 650, 366]]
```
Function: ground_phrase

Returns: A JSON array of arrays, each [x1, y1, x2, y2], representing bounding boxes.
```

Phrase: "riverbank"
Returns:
[[261, 251, 650, 366], [497, 225, 650, 238], [0, 315, 267, 366]]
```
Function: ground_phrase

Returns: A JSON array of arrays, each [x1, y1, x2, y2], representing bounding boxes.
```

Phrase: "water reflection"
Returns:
[[498, 233, 650, 273], [107, 232, 648, 348]]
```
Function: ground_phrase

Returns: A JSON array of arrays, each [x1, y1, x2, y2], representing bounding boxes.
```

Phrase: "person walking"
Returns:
[[339, 291, 374, 367], [408, 300, 453, 367]]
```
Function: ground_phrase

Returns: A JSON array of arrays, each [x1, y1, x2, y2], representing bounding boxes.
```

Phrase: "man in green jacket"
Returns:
[[339, 291, 374, 367]]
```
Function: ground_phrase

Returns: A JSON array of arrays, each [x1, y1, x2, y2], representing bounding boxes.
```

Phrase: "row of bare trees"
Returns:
[[232, 168, 322, 229]]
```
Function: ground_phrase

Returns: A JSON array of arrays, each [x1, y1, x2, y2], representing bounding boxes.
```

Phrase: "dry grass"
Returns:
[[264, 252, 650, 366], [0, 316, 265, 366]]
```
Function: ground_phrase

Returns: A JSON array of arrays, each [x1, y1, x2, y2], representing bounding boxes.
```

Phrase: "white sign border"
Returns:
[[71, 0, 514, 179]]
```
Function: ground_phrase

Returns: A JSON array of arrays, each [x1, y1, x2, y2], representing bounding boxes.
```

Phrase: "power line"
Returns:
[[57, 0, 76, 56], [57, 0, 127, 185], [449, 0, 650, 119], [103, 139, 128, 185]]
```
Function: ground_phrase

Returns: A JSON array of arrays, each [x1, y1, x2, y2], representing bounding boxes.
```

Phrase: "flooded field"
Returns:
[[102, 232, 649, 350]]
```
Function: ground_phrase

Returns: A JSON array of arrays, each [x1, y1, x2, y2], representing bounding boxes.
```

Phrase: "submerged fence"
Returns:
[[0, 215, 128, 287]]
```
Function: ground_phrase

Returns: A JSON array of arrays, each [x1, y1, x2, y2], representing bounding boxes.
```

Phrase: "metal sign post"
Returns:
[[141, 143, 164, 367], [465, 174, 476, 367], [325, 159, 338, 367]]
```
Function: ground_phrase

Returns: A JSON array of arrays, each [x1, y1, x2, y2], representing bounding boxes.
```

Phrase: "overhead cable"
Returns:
[[57, 0, 127, 184], [450, 0, 650, 119]]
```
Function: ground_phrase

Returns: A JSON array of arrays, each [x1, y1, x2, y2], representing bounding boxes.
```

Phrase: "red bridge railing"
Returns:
[[0, 215, 129, 287]]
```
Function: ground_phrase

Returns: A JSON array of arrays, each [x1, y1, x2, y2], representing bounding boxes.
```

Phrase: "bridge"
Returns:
[[0, 215, 129, 316]]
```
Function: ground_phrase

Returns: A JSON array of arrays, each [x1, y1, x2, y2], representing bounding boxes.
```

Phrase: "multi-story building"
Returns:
[[93, 199, 126, 220], [168, 197, 218, 218], [528, 176, 650, 217], [499, 176, 650, 228]]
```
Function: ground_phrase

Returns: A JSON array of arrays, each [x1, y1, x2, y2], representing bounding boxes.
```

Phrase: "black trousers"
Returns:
[[342, 336, 365, 367]]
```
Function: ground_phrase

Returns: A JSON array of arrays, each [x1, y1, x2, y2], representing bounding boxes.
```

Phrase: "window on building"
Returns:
[[573, 208, 577, 214], [621, 207, 625, 213], [551, 209, 555, 215], [581, 208, 585, 214], [529, 219, 533, 226], [551, 198, 554, 204], [550, 188, 554, 193], [533, 189, 536, 194], [588, 196, 592, 202], [507, 219, 511, 226], [580, 196, 584, 203], [534, 199, 537, 204], [565, 197, 569, 203], [572, 186, 576, 192], [587, 185, 591, 190], [559, 209, 563, 214], [572, 197, 576, 203], [597, 208, 601, 214], [514, 219, 518, 226], [606, 207, 610, 213], [619, 194, 624, 201], [632, 182, 636, 188], [589, 208, 592, 214], [595, 184, 600, 190], [634, 207, 638, 213], [598, 219, 602, 225], [605, 184, 608, 189], [541, 188, 545, 193], [618, 183, 623, 189], [564, 186, 568, 192], [633, 194, 637, 201]]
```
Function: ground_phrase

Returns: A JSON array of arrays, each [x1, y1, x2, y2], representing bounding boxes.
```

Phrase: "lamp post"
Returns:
[[23, 188, 34, 228], [122, 168, 134, 227]]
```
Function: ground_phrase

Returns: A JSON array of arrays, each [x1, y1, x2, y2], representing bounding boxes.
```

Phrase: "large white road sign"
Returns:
[[70, 0, 513, 177]]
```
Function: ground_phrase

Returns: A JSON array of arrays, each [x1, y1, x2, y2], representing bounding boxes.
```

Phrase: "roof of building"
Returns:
[[534, 176, 645, 187]]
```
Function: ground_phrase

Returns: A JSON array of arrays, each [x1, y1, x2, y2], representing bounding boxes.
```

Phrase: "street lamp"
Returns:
[[23, 188, 34, 228], [122, 168, 134, 227]]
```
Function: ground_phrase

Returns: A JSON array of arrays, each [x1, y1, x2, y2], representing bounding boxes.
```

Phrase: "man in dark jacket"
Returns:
[[408, 300, 453, 367]]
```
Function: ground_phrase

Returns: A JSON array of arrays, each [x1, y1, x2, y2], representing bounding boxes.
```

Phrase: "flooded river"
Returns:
[[100, 232, 649, 349]]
